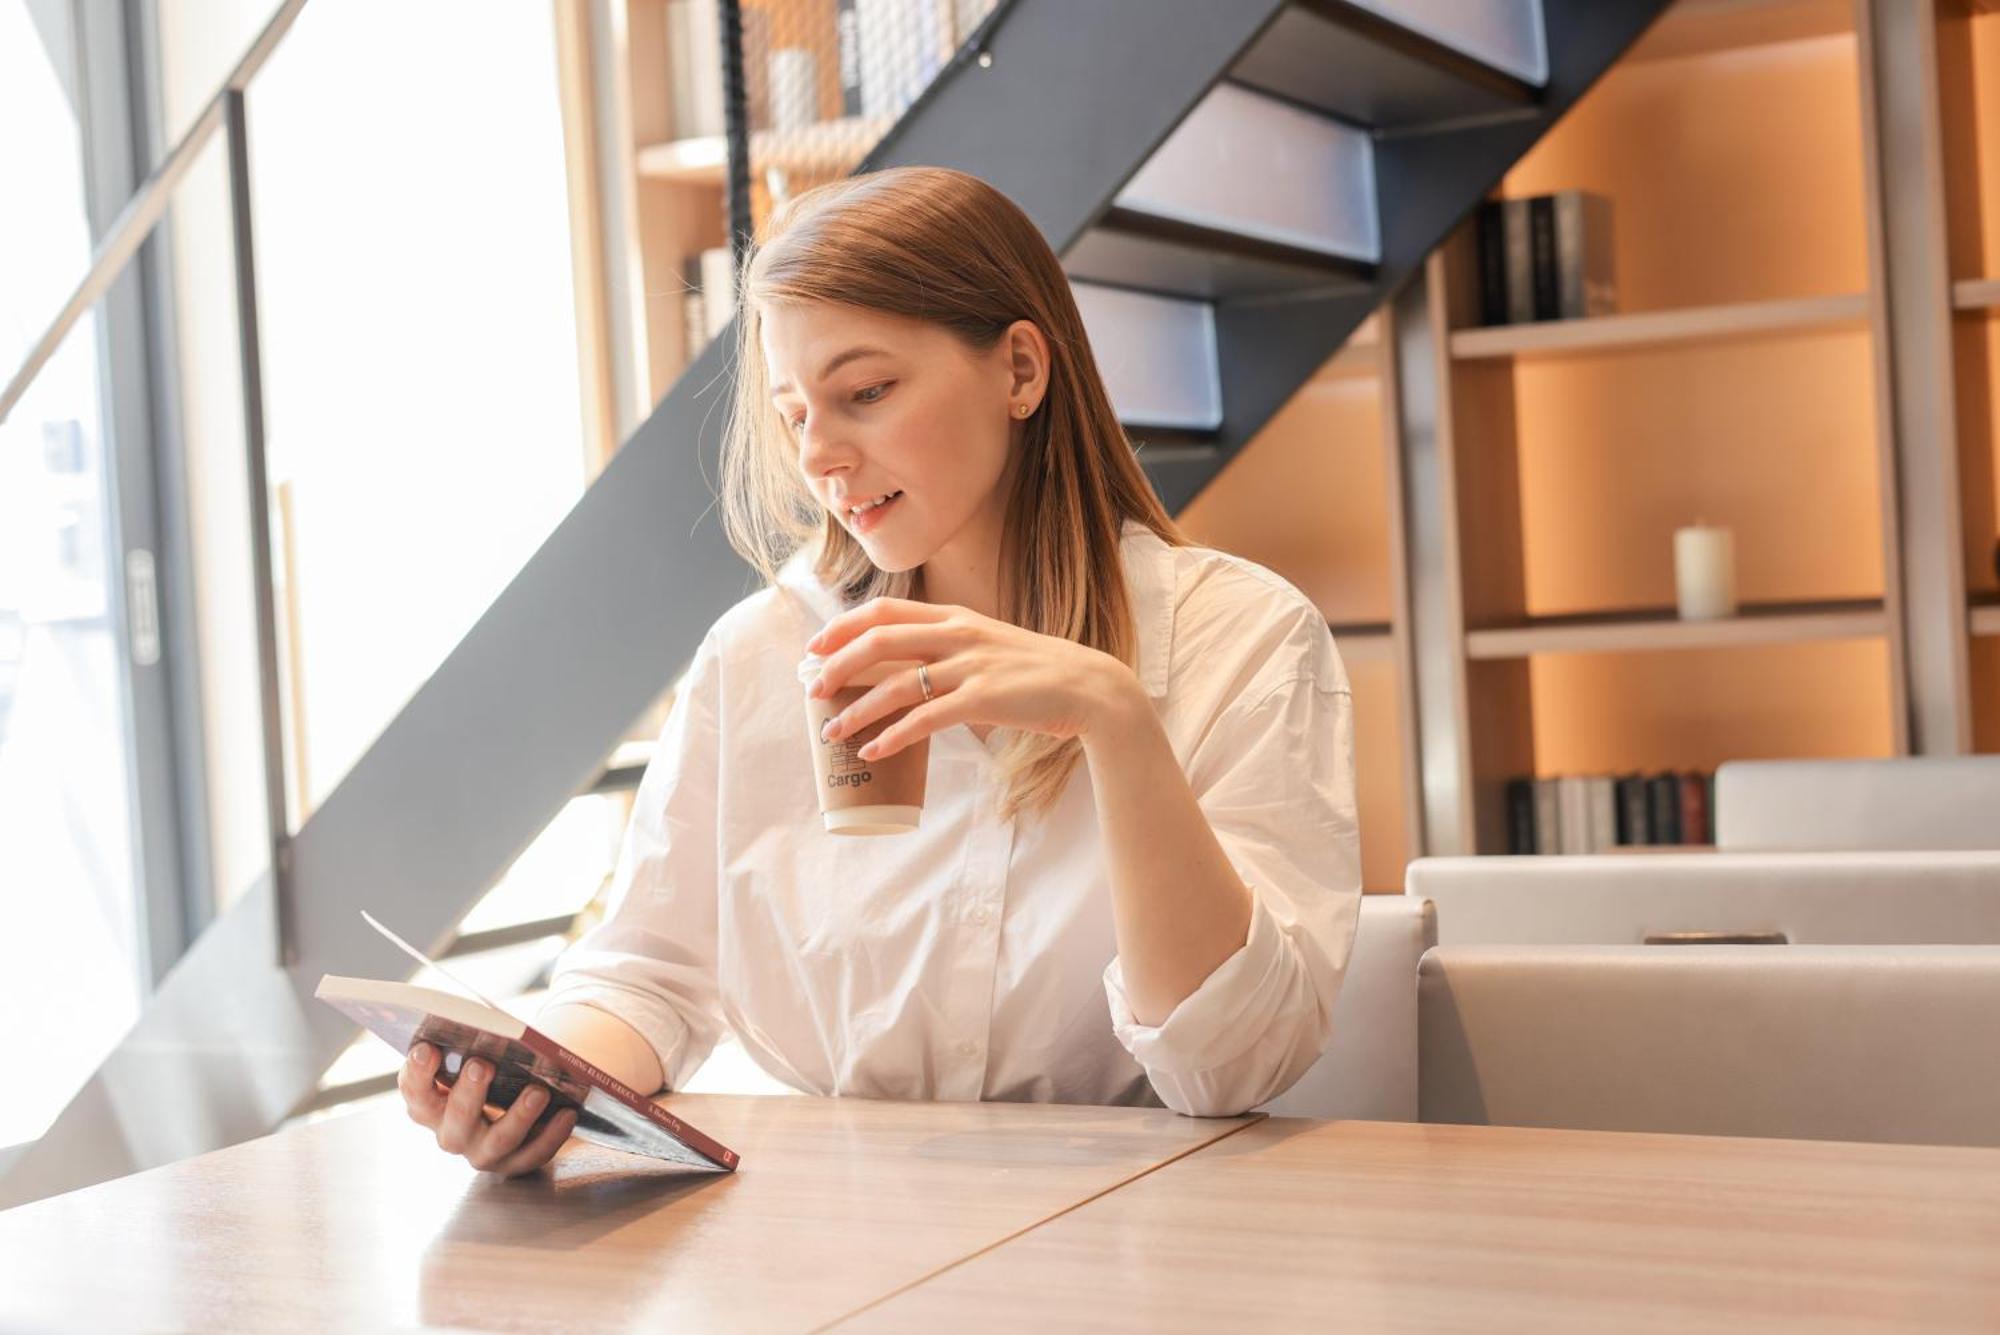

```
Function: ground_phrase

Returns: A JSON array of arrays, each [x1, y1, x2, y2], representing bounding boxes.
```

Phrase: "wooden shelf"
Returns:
[[1463, 598, 1887, 659], [636, 118, 892, 186], [1450, 293, 1869, 361], [1626, 0, 1851, 65], [1955, 278, 2000, 312], [1973, 595, 2000, 638]]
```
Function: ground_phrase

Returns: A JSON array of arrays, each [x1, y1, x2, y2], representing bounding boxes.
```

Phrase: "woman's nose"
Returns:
[[796, 423, 853, 479]]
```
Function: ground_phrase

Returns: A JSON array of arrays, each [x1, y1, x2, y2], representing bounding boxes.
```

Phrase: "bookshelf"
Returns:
[[1937, 0, 1999, 753], [1394, 0, 1924, 856]]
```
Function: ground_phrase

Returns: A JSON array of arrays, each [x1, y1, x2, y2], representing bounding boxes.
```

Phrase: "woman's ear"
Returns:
[[1005, 319, 1050, 411]]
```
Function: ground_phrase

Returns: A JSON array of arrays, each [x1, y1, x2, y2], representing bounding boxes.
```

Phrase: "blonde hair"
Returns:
[[720, 165, 1186, 820]]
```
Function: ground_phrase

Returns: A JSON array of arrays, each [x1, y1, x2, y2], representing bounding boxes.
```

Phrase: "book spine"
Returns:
[[1585, 192, 1617, 316], [1646, 773, 1683, 845], [1533, 778, 1560, 855], [836, 0, 863, 117], [1478, 201, 1509, 327], [1504, 198, 1535, 325], [1588, 776, 1616, 854], [1506, 777, 1537, 854], [1557, 775, 1590, 855], [1681, 769, 1711, 845], [1615, 774, 1649, 846], [521, 1027, 740, 1170], [1556, 191, 1585, 320], [1530, 195, 1559, 322]]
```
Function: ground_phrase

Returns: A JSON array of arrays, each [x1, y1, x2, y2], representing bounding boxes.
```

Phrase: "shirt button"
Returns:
[[972, 907, 991, 925], [958, 1040, 978, 1058]]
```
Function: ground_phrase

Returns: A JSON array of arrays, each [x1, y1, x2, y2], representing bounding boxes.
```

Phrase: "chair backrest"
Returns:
[[1256, 895, 1435, 1121], [1406, 851, 2000, 947], [1419, 944, 2000, 1146], [1714, 756, 2000, 851]]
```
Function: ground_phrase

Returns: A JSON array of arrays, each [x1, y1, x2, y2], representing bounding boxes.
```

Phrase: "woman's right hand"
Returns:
[[398, 1042, 578, 1177]]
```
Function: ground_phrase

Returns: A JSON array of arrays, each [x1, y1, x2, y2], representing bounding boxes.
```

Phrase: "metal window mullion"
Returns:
[[222, 90, 297, 966]]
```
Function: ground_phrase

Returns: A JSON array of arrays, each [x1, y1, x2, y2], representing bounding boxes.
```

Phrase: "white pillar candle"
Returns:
[[1674, 523, 1737, 621]]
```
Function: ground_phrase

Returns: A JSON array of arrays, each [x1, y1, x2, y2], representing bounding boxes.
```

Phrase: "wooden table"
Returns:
[[4, 1098, 1999, 1333], [848, 1118, 2000, 1333], [0, 1093, 1250, 1333]]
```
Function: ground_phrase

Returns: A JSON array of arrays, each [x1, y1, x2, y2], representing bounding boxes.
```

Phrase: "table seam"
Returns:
[[811, 1112, 1269, 1333]]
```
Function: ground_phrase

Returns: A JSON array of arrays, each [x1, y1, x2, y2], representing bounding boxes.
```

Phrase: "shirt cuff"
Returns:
[[534, 979, 694, 1090], [1102, 884, 1285, 1076]]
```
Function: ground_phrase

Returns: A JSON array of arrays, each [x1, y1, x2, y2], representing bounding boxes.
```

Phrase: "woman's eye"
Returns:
[[855, 382, 891, 405]]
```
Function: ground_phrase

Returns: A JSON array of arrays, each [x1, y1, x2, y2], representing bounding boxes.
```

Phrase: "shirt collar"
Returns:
[[777, 520, 1176, 700]]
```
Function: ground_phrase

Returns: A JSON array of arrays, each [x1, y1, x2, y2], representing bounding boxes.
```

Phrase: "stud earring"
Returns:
[[1016, 403, 1031, 417]]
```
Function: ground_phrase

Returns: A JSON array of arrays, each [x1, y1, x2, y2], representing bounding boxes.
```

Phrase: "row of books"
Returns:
[[1475, 191, 1617, 327], [666, 0, 948, 141], [1504, 771, 1716, 855]]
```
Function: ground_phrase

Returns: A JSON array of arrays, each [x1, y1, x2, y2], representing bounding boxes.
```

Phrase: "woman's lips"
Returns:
[[847, 491, 904, 534]]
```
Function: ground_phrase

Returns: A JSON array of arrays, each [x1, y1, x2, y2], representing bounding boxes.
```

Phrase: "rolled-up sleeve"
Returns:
[[539, 630, 727, 1094], [1102, 668, 1362, 1116]]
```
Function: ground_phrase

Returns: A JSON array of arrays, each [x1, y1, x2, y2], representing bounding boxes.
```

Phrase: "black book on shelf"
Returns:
[[1503, 197, 1535, 326], [1506, 777, 1537, 854], [836, 0, 863, 118], [1477, 201, 1509, 327], [1529, 195, 1560, 322], [1614, 773, 1649, 846], [1645, 773, 1683, 846]]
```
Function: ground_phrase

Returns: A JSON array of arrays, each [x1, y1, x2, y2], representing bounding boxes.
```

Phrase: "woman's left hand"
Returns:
[[804, 597, 1142, 760]]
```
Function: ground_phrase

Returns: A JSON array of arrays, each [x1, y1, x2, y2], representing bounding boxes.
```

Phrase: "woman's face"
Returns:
[[761, 300, 1043, 575]]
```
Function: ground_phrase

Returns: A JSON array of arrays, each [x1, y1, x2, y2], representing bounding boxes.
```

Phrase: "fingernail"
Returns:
[[410, 1043, 430, 1063], [524, 1086, 548, 1109], [469, 1061, 489, 1082], [809, 676, 826, 698], [858, 742, 879, 760], [821, 716, 839, 741]]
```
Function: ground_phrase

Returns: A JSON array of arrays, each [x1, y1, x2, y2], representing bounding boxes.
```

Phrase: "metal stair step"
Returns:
[[1236, 1, 1543, 131]]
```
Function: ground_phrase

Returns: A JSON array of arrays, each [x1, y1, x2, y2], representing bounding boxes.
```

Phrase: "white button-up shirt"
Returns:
[[542, 520, 1362, 1117]]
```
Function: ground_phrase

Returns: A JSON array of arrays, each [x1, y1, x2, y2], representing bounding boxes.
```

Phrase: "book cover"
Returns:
[[1477, 200, 1508, 327], [1680, 769, 1711, 845], [315, 975, 739, 1173], [1646, 773, 1683, 845], [1533, 777, 1560, 855], [1554, 190, 1617, 319], [1529, 195, 1560, 322], [1614, 773, 1649, 846], [1506, 777, 1537, 854], [1503, 197, 1535, 325]]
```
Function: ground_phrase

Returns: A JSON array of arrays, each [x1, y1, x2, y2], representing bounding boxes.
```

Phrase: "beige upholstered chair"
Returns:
[[1418, 944, 2000, 1147], [1406, 851, 2000, 947], [1714, 756, 2000, 852], [1255, 895, 1435, 1121]]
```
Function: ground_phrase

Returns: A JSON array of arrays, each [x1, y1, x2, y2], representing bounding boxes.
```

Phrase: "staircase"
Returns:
[[1, 0, 1669, 1208]]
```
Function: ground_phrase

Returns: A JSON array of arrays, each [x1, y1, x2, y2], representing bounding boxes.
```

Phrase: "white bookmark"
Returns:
[[359, 908, 505, 1012]]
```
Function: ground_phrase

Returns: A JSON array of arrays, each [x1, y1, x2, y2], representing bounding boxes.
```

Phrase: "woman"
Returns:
[[399, 166, 1361, 1177]]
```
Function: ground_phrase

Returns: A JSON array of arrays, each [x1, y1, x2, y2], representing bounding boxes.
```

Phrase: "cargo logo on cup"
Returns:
[[801, 651, 931, 835]]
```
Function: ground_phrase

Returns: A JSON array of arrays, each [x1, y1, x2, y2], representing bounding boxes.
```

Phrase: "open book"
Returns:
[[314, 915, 738, 1173]]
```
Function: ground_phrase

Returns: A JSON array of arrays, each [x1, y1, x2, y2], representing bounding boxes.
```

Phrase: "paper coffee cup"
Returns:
[[798, 652, 930, 835]]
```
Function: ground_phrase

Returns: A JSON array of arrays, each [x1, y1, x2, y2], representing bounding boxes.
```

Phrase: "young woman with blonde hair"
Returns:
[[398, 165, 1360, 1178]]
